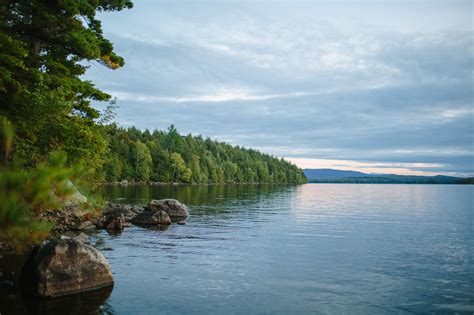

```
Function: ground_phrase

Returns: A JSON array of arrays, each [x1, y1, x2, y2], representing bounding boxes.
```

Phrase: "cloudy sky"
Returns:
[[86, 0, 473, 177]]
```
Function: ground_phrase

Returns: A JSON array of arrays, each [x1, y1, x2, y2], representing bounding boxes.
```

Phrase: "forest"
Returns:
[[103, 125, 306, 184], [0, 1, 305, 243]]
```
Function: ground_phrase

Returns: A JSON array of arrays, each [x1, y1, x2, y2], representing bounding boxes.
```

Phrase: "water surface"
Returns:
[[95, 184, 473, 314]]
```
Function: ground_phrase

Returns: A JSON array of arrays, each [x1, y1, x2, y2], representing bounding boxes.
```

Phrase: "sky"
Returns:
[[86, 0, 473, 177]]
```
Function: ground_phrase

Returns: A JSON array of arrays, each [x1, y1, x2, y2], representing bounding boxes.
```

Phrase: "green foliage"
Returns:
[[104, 125, 307, 184], [0, 151, 73, 249], [0, 0, 133, 113], [0, 2, 133, 248], [0, 0, 133, 176], [130, 140, 152, 181], [9, 87, 109, 173], [0, 117, 106, 249], [170, 152, 192, 183]]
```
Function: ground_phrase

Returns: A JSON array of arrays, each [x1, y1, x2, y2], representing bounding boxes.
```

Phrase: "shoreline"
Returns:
[[99, 181, 306, 186]]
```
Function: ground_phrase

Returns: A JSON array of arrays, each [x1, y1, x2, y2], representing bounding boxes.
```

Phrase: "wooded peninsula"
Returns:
[[104, 124, 307, 184], [0, 0, 305, 246]]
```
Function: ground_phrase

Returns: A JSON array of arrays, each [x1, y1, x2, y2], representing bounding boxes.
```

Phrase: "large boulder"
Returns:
[[132, 210, 171, 225], [21, 239, 114, 297], [147, 199, 189, 218]]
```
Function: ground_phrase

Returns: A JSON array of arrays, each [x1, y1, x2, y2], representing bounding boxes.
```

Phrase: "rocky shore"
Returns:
[[0, 198, 190, 301]]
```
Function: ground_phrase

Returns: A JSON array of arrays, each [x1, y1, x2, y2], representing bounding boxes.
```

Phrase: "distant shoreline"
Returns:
[[303, 169, 473, 185], [99, 181, 304, 186], [308, 182, 472, 185]]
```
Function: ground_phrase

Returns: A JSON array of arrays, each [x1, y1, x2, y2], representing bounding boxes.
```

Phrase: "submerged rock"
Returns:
[[147, 199, 189, 219], [104, 215, 125, 233], [132, 210, 171, 225], [98, 204, 145, 232], [21, 238, 114, 298]]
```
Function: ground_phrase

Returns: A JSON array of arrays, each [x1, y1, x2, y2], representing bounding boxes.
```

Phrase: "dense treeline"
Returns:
[[103, 125, 306, 184], [454, 177, 474, 185], [309, 176, 471, 184]]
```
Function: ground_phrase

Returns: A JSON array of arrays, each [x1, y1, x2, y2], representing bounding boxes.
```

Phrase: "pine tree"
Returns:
[[0, 0, 133, 170]]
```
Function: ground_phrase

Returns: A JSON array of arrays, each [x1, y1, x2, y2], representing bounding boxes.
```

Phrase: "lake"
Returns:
[[2, 184, 473, 314]]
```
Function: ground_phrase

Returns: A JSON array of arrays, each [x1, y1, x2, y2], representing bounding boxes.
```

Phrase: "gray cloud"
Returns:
[[86, 0, 473, 176]]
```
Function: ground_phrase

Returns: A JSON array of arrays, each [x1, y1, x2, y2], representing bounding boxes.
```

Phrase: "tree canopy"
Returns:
[[103, 125, 307, 184], [0, 0, 133, 169]]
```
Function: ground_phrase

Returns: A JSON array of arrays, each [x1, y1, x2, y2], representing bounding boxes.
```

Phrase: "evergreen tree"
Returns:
[[103, 125, 307, 185], [0, 0, 133, 172]]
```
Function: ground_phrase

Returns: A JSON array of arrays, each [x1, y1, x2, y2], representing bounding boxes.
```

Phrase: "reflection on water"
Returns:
[[24, 286, 113, 315], [2, 184, 473, 314], [97, 184, 473, 314], [0, 264, 113, 315], [99, 184, 293, 207]]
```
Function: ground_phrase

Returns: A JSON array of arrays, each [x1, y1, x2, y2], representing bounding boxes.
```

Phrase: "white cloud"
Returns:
[[110, 88, 308, 103]]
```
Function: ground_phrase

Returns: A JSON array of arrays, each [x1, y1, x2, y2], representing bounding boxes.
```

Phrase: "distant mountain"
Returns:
[[304, 169, 372, 180], [303, 169, 471, 184]]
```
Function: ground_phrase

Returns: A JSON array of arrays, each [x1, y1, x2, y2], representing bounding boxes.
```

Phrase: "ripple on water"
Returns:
[[36, 184, 472, 314]]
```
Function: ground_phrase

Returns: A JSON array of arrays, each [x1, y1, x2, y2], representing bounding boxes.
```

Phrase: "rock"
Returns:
[[72, 233, 90, 244], [132, 210, 171, 225], [61, 180, 88, 208], [21, 238, 114, 297], [103, 204, 144, 222], [131, 205, 145, 214], [147, 199, 189, 218], [98, 203, 146, 232], [104, 215, 124, 233], [72, 220, 97, 233], [94, 219, 104, 229]]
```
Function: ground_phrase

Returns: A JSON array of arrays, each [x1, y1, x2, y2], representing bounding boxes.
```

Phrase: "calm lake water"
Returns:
[[95, 184, 473, 314], [2, 184, 473, 314]]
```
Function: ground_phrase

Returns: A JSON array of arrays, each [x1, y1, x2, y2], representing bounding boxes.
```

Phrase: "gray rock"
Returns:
[[103, 204, 144, 222], [104, 215, 124, 233], [72, 220, 97, 233], [147, 199, 189, 218], [132, 210, 171, 225], [72, 232, 90, 244], [21, 238, 114, 297], [131, 205, 145, 214]]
